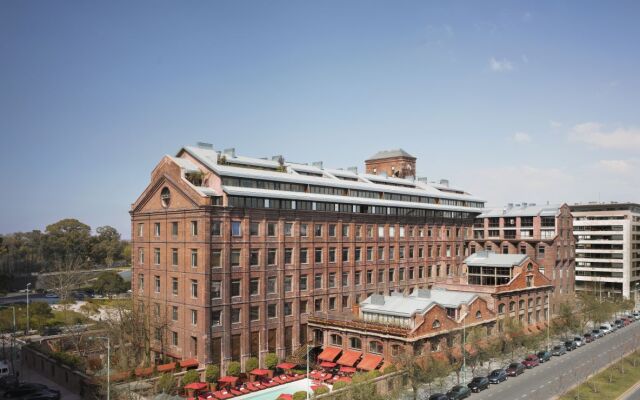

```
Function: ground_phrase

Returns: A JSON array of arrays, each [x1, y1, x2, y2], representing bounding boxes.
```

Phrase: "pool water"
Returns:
[[233, 378, 313, 400]]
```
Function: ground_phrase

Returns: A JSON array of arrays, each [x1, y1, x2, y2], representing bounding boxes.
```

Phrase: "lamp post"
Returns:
[[306, 344, 311, 400], [0, 305, 16, 374], [91, 336, 110, 400], [462, 312, 466, 384], [547, 291, 551, 351], [25, 283, 31, 335]]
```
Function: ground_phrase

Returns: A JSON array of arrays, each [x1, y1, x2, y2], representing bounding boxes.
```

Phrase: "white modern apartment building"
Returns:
[[570, 203, 640, 299]]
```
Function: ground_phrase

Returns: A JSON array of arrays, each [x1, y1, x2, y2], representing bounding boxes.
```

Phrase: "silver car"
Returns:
[[573, 336, 585, 347]]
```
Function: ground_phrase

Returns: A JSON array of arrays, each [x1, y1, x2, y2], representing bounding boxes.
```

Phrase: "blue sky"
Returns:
[[1, 1, 639, 237]]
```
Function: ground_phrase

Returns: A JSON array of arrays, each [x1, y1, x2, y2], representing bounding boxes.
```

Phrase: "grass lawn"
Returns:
[[51, 309, 90, 325], [559, 351, 640, 400]]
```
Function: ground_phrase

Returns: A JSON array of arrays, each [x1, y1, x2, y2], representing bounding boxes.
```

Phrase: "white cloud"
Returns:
[[597, 159, 635, 174], [569, 122, 640, 150], [512, 132, 531, 143], [489, 57, 514, 72]]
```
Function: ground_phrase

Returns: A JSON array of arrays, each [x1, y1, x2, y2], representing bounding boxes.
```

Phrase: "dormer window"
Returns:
[[160, 187, 171, 208], [432, 319, 441, 329]]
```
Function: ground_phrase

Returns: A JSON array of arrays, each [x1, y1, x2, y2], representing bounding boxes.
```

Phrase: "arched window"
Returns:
[[509, 301, 516, 312], [475, 310, 482, 319], [498, 303, 506, 314], [330, 334, 343, 346], [369, 341, 383, 354], [349, 337, 362, 350], [527, 263, 533, 271], [432, 319, 441, 329], [160, 187, 171, 208]]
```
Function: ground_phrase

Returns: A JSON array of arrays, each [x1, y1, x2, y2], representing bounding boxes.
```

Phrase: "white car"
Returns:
[[600, 324, 612, 334]]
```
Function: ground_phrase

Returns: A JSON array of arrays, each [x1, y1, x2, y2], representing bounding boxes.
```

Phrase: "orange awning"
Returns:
[[180, 358, 199, 368], [157, 362, 176, 373], [250, 369, 270, 376], [358, 354, 383, 371], [276, 362, 298, 370], [318, 347, 342, 362], [218, 376, 239, 384], [337, 350, 362, 367]]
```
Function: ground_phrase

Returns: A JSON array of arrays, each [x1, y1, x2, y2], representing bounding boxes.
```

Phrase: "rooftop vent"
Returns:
[[347, 166, 358, 174], [522, 202, 528, 208], [530, 203, 536, 206], [507, 203, 514, 208], [417, 176, 429, 183], [223, 148, 236, 157], [197, 142, 213, 149], [370, 294, 385, 305], [439, 179, 449, 187], [271, 155, 283, 161], [311, 161, 323, 169]]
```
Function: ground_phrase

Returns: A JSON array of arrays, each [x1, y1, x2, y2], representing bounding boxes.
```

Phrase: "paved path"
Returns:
[[619, 381, 640, 400], [465, 323, 640, 400]]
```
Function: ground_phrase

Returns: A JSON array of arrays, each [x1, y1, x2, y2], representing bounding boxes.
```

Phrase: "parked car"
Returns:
[[42, 326, 62, 336], [632, 312, 640, 320], [0, 373, 19, 389], [505, 362, 525, 377], [621, 317, 632, 326], [467, 376, 490, 393], [2, 383, 48, 398], [564, 340, 577, 351], [446, 385, 471, 399], [573, 336, 585, 347], [592, 329, 604, 339], [20, 389, 61, 400], [428, 394, 448, 400], [614, 319, 625, 329], [583, 333, 594, 343], [488, 369, 508, 384], [536, 350, 552, 363], [552, 345, 567, 356], [600, 324, 612, 334], [522, 354, 540, 368]]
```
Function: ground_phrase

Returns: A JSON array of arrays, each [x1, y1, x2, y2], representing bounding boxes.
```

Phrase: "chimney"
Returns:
[[439, 179, 449, 187], [311, 161, 323, 169], [223, 148, 236, 157]]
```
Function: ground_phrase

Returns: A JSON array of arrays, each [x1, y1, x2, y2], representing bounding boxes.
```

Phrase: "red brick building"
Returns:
[[466, 203, 575, 314], [130, 144, 485, 371]]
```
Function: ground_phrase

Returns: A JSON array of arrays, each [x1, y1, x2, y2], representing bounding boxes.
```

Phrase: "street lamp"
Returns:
[[306, 344, 311, 400], [91, 336, 110, 400], [0, 305, 16, 374], [462, 314, 466, 384], [547, 291, 551, 351], [25, 283, 31, 335]]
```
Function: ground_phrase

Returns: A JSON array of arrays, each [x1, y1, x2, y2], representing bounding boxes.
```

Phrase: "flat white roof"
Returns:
[[478, 204, 561, 218], [464, 251, 527, 267], [360, 288, 477, 318]]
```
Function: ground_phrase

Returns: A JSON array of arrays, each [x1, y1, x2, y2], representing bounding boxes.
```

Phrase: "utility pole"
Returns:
[[26, 283, 31, 335], [547, 291, 550, 351]]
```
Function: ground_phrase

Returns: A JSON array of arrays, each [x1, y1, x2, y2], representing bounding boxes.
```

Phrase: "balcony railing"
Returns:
[[307, 312, 410, 337]]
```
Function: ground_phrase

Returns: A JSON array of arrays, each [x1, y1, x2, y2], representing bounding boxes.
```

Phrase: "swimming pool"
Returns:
[[234, 378, 313, 400]]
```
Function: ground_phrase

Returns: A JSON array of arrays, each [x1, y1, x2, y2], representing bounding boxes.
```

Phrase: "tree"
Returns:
[[91, 226, 125, 266], [245, 357, 259, 372], [553, 300, 580, 339], [227, 361, 241, 376], [205, 364, 220, 383], [182, 369, 200, 387], [42, 256, 86, 301], [93, 271, 128, 295], [396, 352, 450, 399], [44, 219, 92, 262]]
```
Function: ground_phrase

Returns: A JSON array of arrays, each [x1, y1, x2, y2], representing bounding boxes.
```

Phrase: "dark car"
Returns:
[[592, 329, 604, 339], [20, 389, 61, 400], [0, 374, 19, 390], [3, 383, 48, 398], [446, 385, 471, 399], [428, 394, 449, 400], [488, 368, 508, 384], [505, 362, 525, 377], [614, 319, 625, 329], [522, 354, 540, 368], [583, 333, 594, 343], [552, 344, 566, 356], [467, 376, 489, 393], [564, 340, 577, 351], [42, 326, 62, 336], [536, 350, 552, 363]]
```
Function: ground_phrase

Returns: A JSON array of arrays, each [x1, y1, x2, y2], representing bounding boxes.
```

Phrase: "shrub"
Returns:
[[227, 361, 241, 377], [382, 364, 396, 374], [365, 370, 381, 380], [313, 386, 329, 396], [157, 373, 176, 394], [332, 381, 349, 390], [245, 357, 259, 372], [181, 369, 200, 387], [351, 372, 368, 384], [205, 364, 220, 383], [265, 353, 279, 370], [50, 351, 83, 369], [293, 391, 308, 400], [292, 369, 307, 375]]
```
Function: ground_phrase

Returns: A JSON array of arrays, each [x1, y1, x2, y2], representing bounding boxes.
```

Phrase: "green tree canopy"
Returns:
[[93, 271, 129, 295]]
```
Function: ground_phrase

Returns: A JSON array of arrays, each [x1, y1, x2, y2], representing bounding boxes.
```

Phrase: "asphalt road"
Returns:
[[620, 383, 640, 400], [468, 323, 640, 400]]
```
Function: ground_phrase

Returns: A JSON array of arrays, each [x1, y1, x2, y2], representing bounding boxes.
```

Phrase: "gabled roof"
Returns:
[[366, 149, 415, 161], [464, 251, 527, 267], [359, 288, 477, 318]]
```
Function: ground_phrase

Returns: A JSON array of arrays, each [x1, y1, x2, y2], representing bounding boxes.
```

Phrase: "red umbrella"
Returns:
[[184, 382, 209, 390], [278, 395, 293, 400]]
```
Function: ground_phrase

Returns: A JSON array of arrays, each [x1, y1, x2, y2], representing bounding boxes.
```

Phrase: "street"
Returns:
[[467, 323, 640, 400]]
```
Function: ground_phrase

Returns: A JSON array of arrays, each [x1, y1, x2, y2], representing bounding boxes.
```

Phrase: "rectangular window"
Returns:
[[137, 223, 144, 237], [190, 249, 198, 267], [378, 269, 384, 283], [154, 223, 161, 237], [342, 295, 349, 308], [356, 225, 362, 238], [250, 249, 259, 266], [329, 248, 336, 263], [250, 222, 260, 236], [284, 275, 293, 292], [355, 271, 361, 285], [250, 278, 260, 295], [300, 248, 308, 264], [300, 275, 308, 291], [211, 221, 221, 236], [191, 221, 198, 236], [284, 302, 292, 316], [378, 226, 385, 238], [315, 248, 323, 263], [355, 247, 362, 262], [378, 246, 384, 261], [329, 272, 336, 288], [329, 224, 337, 237], [315, 224, 323, 237], [190, 280, 198, 298], [267, 276, 276, 293], [315, 273, 323, 289], [172, 277, 178, 295], [211, 281, 221, 299], [315, 298, 323, 312], [389, 226, 396, 237], [268, 304, 277, 318], [342, 225, 349, 237], [389, 246, 395, 261], [300, 300, 308, 314], [231, 221, 242, 237], [285, 248, 293, 264], [367, 225, 374, 238], [284, 223, 293, 236], [139, 248, 145, 264], [367, 270, 373, 284], [231, 279, 241, 297], [231, 249, 241, 267], [329, 297, 336, 310], [231, 308, 241, 324], [211, 310, 221, 326], [154, 276, 160, 293], [267, 249, 277, 265], [191, 310, 198, 325], [211, 250, 222, 268], [267, 222, 277, 237], [342, 272, 349, 287], [171, 221, 178, 236], [171, 248, 178, 266], [342, 247, 349, 263], [172, 331, 178, 346], [250, 306, 260, 321], [138, 274, 144, 291], [172, 306, 178, 321], [367, 247, 373, 261], [154, 248, 160, 265], [300, 224, 308, 237]]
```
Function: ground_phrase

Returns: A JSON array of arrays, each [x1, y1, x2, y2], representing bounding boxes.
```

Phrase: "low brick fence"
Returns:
[[21, 345, 98, 398]]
